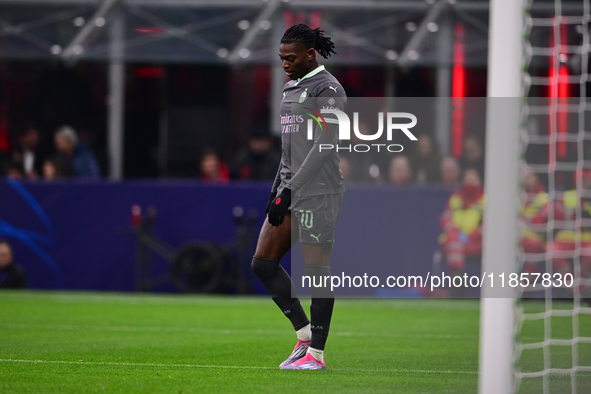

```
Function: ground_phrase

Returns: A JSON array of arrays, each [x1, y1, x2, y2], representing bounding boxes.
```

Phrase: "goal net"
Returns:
[[515, 0, 591, 392]]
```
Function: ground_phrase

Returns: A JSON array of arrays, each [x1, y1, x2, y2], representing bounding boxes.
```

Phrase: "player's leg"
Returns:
[[286, 194, 342, 370], [251, 216, 312, 361], [254, 216, 295, 259], [284, 242, 334, 370], [305, 242, 334, 358]]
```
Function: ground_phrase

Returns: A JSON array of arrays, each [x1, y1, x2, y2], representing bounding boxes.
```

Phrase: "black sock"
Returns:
[[251, 256, 309, 330], [304, 265, 335, 351]]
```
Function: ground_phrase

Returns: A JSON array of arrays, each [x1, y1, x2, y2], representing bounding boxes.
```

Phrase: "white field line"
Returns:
[[0, 293, 482, 310], [0, 358, 478, 374], [2, 323, 477, 340]]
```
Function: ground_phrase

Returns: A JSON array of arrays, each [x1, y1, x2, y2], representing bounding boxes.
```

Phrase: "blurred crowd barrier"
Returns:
[[0, 180, 450, 294]]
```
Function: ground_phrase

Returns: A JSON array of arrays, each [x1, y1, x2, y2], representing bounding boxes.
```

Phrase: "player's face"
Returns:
[[279, 42, 315, 80]]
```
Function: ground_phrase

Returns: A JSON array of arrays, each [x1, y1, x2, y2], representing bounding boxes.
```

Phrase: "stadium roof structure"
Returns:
[[0, 0, 492, 66], [0, 0, 584, 66]]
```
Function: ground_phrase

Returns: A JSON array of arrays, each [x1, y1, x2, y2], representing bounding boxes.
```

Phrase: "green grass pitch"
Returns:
[[1, 291, 480, 393], [1, 291, 586, 393]]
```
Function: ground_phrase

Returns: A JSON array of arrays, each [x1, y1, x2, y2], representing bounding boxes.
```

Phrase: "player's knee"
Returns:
[[251, 256, 280, 279]]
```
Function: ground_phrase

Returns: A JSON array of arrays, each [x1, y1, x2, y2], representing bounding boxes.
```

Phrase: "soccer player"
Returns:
[[251, 24, 346, 370]]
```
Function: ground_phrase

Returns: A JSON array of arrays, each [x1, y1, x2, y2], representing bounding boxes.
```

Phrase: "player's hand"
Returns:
[[265, 191, 277, 216], [268, 188, 291, 226]]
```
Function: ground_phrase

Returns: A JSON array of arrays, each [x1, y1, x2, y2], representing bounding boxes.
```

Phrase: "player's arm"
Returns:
[[271, 162, 281, 193], [286, 123, 336, 191], [265, 164, 282, 216], [268, 121, 337, 226]]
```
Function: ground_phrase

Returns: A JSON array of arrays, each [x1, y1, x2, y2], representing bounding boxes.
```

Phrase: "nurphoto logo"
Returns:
[[306, 109, 418, 153]]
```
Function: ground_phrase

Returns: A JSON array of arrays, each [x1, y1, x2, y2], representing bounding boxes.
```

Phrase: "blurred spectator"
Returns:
[[547, 170, 591, 280], [43, 156, 71, 181], [388, 155, 413, 186], [200, 148, 229, 184], [440, 157, 461, 187], [439, 168, 484, 276], [12, 123, 46, 180], [409, 133, 441, 185], [520, 167, 548, 274], [231, 128, 280, 180], [54, 125, 101, 179], [5, 160, 24, 180], [340, 121, 385, 183], [0, 240, 28, 289], [459, 135, 485, 181]]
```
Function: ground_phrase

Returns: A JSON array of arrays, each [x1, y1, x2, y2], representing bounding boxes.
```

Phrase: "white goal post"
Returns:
[[478, 0, 523, 393]]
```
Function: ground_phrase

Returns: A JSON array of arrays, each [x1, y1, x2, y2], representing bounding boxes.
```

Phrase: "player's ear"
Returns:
[[306, 47, 315, 62]]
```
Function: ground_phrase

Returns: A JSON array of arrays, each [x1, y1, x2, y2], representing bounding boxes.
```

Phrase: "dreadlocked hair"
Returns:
[[281, 24, 336, 59]]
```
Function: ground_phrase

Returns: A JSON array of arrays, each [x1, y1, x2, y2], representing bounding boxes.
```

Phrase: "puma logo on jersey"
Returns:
[[329, 86, 337, 93], [310, 234, 321, 242]]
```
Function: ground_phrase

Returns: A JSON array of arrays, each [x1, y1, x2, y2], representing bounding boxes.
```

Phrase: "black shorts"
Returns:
[[291, 193, 344, 244]]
